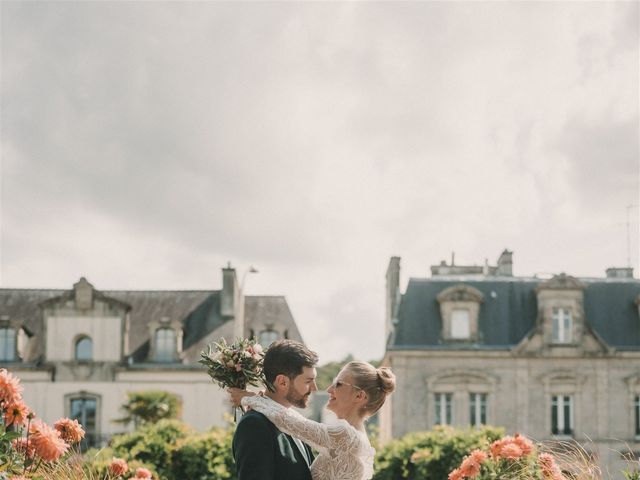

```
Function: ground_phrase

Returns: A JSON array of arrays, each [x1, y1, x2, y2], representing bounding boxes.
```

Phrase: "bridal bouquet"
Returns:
[[199, 337, 266, 391]]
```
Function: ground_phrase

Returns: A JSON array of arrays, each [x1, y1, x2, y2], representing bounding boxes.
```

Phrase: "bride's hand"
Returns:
[[227, 387, 256, 407]]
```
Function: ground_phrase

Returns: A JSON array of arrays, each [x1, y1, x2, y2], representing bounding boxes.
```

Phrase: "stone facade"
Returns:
[[381, 252, 640, 478], [0, 266, 305, 447]]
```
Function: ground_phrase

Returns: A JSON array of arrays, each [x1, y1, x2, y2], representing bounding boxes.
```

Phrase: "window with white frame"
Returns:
[[552, 308, 572, 343], [551, 395, 573, 435], [635, 395, 640, 437], [70, 395, 98, 450], [435, 393, 453, 425], [75, 336, 93, 362], [451, 310, 471, 339], [155, 328, 176, 362], [470, 393, 487, 426], [0, 327, 16, 361], [17, 328, 30, 359], [258, 329, 278, 348]]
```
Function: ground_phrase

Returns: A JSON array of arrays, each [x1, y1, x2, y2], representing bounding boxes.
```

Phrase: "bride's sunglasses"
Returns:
[[330, 378, 363, 391]]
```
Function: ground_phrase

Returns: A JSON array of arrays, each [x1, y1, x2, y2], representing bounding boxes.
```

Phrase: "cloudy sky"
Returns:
[[1, 1, 638, 363]]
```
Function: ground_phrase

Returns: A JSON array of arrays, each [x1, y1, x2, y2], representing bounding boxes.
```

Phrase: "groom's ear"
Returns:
[[274, 373, 290, 391]]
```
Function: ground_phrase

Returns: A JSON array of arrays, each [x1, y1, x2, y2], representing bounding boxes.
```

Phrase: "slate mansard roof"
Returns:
[[0, 285, 298, 364], [390, 276, 640, 351]]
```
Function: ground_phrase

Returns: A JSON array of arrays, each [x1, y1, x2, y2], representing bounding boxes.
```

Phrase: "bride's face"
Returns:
[[326, 369, 364, 418]]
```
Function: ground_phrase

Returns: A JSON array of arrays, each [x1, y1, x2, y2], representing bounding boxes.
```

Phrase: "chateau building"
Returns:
[[0, 265, 304, 447], [380, 251, 640, 476]]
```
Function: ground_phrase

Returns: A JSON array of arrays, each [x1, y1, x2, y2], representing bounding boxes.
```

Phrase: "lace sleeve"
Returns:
[[241, 396, 349, 453]]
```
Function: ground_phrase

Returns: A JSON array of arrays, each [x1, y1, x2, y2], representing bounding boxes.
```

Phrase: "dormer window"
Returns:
[[552, 308, 572, 343], [436, 285, 484, 342], [451, 310, 471, 339], [75, 336, 93, 362], [258, 329, 278, 348], [155, 328, 176, 362], [0, 327, 16, 361]]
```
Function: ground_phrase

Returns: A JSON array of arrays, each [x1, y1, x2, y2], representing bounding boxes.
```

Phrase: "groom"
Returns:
[[232, 339, 319, 480]]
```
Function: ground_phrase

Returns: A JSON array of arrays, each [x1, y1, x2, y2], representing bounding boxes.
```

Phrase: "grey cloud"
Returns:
[[553, 117, 639, 211]]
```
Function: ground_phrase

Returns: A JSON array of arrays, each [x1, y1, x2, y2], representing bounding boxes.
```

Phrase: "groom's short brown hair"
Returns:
[[263, 340, 318, 387]]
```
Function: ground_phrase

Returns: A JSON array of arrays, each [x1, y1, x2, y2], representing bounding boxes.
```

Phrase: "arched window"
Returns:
[[75, 336, 93, 362], [258, 329, 278, 348], [0, 327, 16, 361], [155, 328, 175, 362]]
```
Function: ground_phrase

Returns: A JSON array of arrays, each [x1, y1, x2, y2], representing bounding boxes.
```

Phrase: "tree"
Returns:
[[114, 390, 181, 427]]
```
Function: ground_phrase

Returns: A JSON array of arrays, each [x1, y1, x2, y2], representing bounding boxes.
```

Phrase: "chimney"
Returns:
[[496, 249, 513, 276], [385, 257, 401, 342], [606, 267, 634, 279], [221, 263, 239, 318], [74, 277, 94, 310]]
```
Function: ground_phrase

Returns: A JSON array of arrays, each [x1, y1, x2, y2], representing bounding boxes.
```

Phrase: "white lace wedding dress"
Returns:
[[241, 396, 375, 480]]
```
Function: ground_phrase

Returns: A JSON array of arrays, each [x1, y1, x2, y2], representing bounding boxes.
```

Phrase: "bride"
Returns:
[[229, 361, 395, 480]]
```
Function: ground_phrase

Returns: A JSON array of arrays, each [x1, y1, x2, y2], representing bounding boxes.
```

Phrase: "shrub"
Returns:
[[373, 425, 504, 480], [114, 391, 182, 427], [110, 419, 193, 479], [171, 427, 236, 480]]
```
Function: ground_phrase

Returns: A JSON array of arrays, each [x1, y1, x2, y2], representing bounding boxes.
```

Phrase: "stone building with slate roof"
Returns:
[[0, 265, 304, 447], [379, 251, 640, 476]]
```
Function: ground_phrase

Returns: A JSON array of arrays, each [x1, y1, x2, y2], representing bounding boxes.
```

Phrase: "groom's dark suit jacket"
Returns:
[[232, 409, 314, 480]]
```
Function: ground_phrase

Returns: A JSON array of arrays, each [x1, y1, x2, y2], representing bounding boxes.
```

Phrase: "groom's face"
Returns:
[[286, 366, 318, 408]]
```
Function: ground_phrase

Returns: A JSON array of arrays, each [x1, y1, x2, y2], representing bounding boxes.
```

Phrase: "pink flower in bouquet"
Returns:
[[29, 419, 69, 462], [12, 437, 35, 458], [0, 368, 23, 404], [4, 400, 29, 427], [135, 467, 153, 478], [109, 457, 129, 476], [54, 417, 85, 444]]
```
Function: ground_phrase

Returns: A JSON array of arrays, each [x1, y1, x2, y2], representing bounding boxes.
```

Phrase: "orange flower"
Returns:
[[0, 369, 23, 404], [459, 454, 483, 478], [29, 419, 69, 462], [470, 449, 487, 464], [4, 401, 29, 427], [514, 433, 534, 455], [135, 467, 153, 479], [109, 457, 129, 476], [539, 452, 565, 480], [12, 437, 35, 458], [490, 437, 509, 459], [54, 417, 85, 444], [448, 467, 464, 480], [501, 442, 523, 460]]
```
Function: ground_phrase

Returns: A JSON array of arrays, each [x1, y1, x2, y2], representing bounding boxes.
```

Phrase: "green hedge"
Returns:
[[171, 427, 236, 480], [110, 419, 195, 479], [373, 425, 504, 480], [96, 419, 503, 480]]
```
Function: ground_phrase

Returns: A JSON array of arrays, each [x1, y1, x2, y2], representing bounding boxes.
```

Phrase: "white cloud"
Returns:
[[1, 1, 637, 362]]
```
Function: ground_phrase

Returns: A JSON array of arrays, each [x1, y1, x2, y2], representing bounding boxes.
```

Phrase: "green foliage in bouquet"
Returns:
[[199, 338, 266, 390], [373, 425, 504, 480], [113, 391, 181, 427], [171, 426, 236, 480]]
